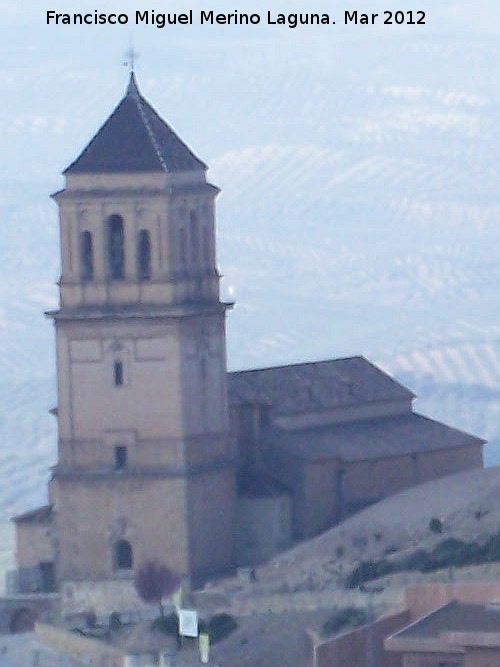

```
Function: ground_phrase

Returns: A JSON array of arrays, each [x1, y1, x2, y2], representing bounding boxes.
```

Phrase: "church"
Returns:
[[11, 74, 484, 615]]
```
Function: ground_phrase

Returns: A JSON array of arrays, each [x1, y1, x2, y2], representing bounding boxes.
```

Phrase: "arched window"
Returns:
[[107, 214, 125, 279], [113, 361, 124, 387], [137, 230, 151, 280], [80, 231, 94, 281], [114, 540, 133, 570], [190, 211, 200, 265]]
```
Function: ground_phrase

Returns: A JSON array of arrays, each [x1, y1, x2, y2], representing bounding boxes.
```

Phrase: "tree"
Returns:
[[429, 517, 443, 534], [134, 561, 180, 617]]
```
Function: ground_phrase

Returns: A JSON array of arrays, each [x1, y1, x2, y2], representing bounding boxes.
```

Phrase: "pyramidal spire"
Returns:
[[126, 71, 140, 98], [63, 70, 207, 174]]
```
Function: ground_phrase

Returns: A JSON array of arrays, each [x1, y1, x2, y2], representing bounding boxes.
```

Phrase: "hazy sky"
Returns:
[[3, 0, 499, 54]]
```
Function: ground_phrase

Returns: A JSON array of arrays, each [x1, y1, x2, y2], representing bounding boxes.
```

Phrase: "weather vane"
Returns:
[[123, 42, 139, 73]]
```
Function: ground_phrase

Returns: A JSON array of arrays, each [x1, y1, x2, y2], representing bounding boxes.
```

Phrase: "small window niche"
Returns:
[[114, 446, 127, 469], [113, 361, 124, 387], [113, 540, 133, 570]]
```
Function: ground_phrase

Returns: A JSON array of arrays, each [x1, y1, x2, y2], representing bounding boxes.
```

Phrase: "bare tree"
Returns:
[[134, 561, 180, 617]]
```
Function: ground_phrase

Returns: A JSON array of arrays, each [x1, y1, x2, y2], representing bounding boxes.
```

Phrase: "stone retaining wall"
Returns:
[[0, 594, 59, 634], [35, 622, 124, 667]]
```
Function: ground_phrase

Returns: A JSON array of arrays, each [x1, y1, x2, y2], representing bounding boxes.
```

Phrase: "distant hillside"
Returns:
[[382, 342, 500, 465], [268, 465, 500, 577], [195, 466, 500, 619]]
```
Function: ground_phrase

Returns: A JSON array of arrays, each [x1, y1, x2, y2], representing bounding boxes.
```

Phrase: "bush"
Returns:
[[322, 607, 368, 636], [429, 517, 443, 534], [430, 538, 485, 569], [345, 562, 367, 589], [399, 549, 432, 572], [375, 559, 395, 578], [453, 540, 485, 567], [335, 545, 345, 558], [207, 613, 238, 645], [345, 530, 500, 589], [345, 559, 396, 588], [109, 612, 121, 632], [151, 613, 179, 637], [485, 531, 500, 562], [346, 561, 374, 589], [430, 538, 465, 568]]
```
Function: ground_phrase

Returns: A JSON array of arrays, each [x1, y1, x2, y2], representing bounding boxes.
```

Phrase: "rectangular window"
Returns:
[[39, 561, 56, 593], [114, 446, 127, 469], [113, 361, 124, 387]]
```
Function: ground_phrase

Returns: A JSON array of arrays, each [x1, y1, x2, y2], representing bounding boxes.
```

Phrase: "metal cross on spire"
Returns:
[[124, 42, 139, 73]]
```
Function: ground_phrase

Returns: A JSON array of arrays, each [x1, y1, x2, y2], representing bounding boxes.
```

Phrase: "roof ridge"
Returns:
[[412, 412, 488, 444], [134, 94, 168, 171], [387, 600, 457, 640], [126, 71, 140, 98], [228, 355, 365, 376]]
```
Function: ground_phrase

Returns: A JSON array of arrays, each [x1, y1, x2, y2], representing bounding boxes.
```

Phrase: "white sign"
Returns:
[[178, 609, 198, 638]]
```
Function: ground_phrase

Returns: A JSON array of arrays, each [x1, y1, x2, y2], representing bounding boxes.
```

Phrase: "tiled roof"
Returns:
[[64, 73, 206, 174], [264, 413, 485, 462], [12, 504, 52, 524], [228, 356, 414, 415], [395, 600, 500, 638]]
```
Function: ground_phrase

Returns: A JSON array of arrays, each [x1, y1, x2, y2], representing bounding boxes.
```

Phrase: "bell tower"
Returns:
[[48, 73, 236, 600]]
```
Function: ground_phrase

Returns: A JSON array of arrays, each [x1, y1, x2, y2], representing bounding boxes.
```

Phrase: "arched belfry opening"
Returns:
[[113, 539, 133, 570], [80, 230, 94, 281], [107, 214, 125, 279], [137, 229, 151, 280]]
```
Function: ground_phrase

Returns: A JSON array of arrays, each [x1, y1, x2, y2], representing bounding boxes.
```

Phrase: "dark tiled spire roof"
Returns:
[[64, 72, 207, 174]]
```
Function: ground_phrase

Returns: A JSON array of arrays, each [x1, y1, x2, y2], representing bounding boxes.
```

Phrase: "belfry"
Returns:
[[34, 72, 237, 606]]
